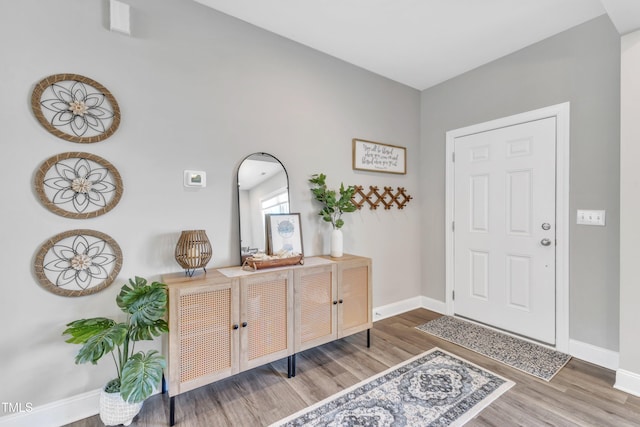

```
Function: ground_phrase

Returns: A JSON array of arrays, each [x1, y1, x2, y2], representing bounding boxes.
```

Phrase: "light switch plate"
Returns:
[[576, 209, 605, 226]]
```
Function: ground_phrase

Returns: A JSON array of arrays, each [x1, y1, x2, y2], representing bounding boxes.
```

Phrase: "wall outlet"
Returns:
[[576, 209, 606, 226]]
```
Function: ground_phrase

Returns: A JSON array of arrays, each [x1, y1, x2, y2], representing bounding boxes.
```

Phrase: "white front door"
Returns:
[[453, 117, 557, 344]]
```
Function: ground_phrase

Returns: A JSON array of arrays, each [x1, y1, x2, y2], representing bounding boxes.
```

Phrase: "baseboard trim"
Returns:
[[420, 296, 447, 314], [615, 369, 640, 397], [373, 296, 423, 321], [0, 388, 100, 427], [568, 339, 619, 371]]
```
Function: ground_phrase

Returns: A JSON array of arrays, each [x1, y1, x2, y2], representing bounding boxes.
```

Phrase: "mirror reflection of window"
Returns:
[[262, 190, 289, 215]]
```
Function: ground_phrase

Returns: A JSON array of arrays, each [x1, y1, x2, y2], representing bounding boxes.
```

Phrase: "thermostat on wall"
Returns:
[[184, 170, 206, 188]]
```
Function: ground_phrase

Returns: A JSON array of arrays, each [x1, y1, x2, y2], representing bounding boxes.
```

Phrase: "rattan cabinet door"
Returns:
[[294, 263, 338, 352], [336, 256, 373, 338], [239, 269, 294, 371], [167, 277, 240, 396]]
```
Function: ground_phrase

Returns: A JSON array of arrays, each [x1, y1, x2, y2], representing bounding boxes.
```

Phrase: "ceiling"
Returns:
[[194, 0, 640, 90], [238, 156, 284, 190]]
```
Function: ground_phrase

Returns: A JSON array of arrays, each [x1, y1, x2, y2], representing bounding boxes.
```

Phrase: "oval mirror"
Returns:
[[237, 153, 289, 262]]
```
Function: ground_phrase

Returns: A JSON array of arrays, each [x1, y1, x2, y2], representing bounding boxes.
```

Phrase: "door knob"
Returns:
[[541, 238, 552, 246]]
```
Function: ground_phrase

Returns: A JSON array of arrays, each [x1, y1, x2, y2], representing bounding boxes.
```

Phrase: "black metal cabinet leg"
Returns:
[[287, 354, 297, 378], [367, 328, 371, 348], [292, 353, 296, 377], [170, 396, 175, 426]]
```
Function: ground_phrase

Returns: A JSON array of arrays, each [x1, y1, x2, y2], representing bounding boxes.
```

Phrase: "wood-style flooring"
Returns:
[[65, 309, 640, 426]]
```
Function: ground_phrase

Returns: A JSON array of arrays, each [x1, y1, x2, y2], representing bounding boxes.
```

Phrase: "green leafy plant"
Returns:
[[63, 277, 169, 403], [309, 173, 357, 229]]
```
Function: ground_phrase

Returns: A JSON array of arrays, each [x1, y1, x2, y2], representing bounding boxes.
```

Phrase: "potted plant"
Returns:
[[63, 277, 168, 426], [309, 173, 357, 257]]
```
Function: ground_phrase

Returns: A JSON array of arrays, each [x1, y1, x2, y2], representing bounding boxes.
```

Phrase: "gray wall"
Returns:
[[0, 0, 421, 410], [619, 29, 640, 378], [420, 15, 621, 351]]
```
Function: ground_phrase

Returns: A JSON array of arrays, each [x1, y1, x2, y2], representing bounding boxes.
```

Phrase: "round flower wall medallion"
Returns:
[[31, 74, 121, 143], [34, 229, 123, 297], [35, 152, 123, 219]]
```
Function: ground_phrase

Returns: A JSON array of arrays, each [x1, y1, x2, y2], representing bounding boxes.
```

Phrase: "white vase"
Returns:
[[330, 228, 343, 258], [99, 389, 143, 426]]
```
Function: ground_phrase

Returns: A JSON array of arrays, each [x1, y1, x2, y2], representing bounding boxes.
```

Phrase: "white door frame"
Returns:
[[445, 102, 570, 352]]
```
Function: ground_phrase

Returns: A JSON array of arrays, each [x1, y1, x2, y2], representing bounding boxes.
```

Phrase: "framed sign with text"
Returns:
[[352, 139, 406, 174]]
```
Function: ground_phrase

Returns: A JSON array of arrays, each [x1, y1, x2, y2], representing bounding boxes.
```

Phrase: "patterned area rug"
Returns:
[[271, 348, 514, 427], [416, 316, 571, 381]]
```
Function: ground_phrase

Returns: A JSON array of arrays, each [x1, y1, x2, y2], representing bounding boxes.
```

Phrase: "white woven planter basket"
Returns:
[[99, 389, 143, 426]]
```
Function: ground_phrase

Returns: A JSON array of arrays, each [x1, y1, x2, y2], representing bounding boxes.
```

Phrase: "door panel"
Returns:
[[507, 170, 531, 235], [470, 250, 489, 299], [239, 270, 293, 371], [506, 255, 531, 310], [470, 175, 489, 231], [294, 264, 337, 351], [454, 117, 556, 344]]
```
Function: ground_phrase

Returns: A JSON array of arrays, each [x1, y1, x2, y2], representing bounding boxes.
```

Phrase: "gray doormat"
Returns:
[[416, 316, 571, 381]]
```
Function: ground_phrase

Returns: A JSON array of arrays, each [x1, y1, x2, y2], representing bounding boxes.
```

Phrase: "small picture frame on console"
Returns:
[[265, 213, 304, 256]]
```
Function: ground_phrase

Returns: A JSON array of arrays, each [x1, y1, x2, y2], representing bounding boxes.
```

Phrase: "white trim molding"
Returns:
[[445, 102, 571, 353], [615, 369, 640, 397], [0, 388, 100, 427], [372, 296, 448, 322], [420, 296, 447, 314], [568, 339, 619, 371], [373, 296, 423, 321]]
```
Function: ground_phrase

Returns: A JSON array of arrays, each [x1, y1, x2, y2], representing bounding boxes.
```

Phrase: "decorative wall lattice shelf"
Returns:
[[351, 185, 413, 210]]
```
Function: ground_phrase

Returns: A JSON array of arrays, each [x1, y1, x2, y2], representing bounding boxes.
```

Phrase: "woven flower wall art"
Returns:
[[34, 152, 123, 219], [34, 229, 123, 297], [31, 74, 120, 143]]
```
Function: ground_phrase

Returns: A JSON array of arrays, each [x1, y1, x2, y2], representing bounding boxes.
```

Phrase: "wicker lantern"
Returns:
[[175, 230, 212, 277]]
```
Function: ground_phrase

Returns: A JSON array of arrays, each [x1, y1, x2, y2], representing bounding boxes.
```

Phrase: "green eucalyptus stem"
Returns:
[[309, 173, 356, 230]]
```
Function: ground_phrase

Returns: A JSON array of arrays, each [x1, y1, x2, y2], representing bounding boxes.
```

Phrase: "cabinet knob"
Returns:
[[233, 324, 239, 330], [338, 299, 343, 304], [333, 300, 338, 305], [242, 321, 248, 328]]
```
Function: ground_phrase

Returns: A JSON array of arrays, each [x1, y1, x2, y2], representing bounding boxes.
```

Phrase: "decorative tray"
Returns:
[[242, 254, 304, 271]]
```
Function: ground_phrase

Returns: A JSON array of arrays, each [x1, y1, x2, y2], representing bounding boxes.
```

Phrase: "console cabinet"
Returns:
[[164, 269, 293, 397], [163, 255, 371, 425], [238, 269, 294, 372], [166, 271, 239, 396], [295, 255, 372, 352]]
